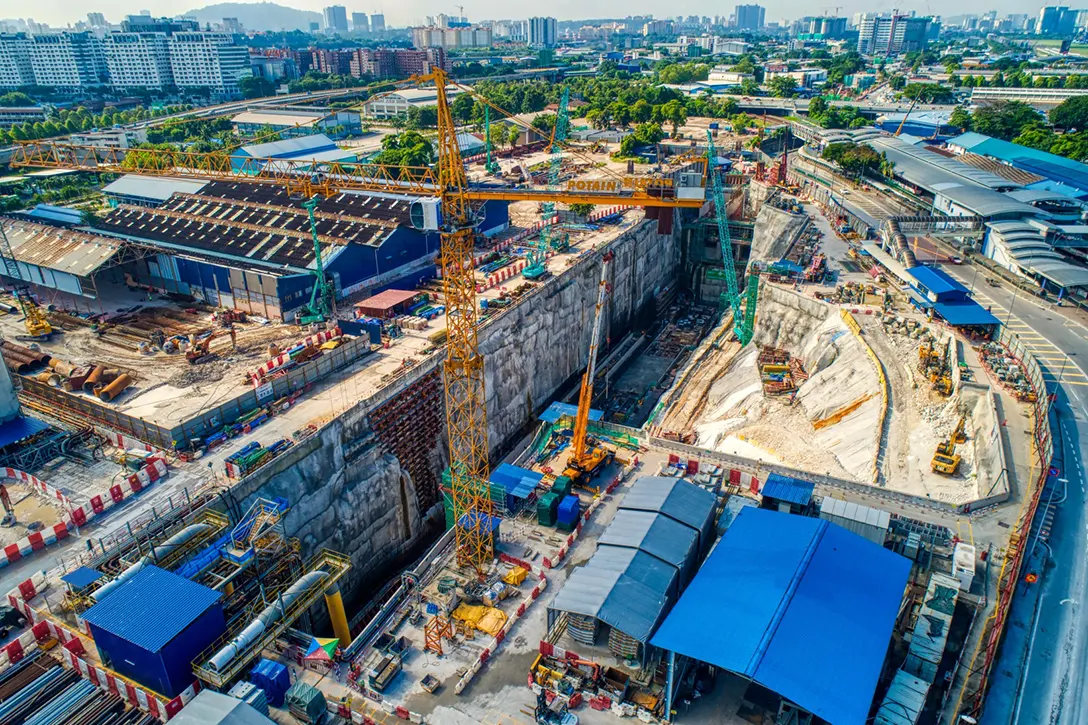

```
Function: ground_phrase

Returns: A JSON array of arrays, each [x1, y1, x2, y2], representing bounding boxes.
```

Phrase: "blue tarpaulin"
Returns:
[[761, 473, 814, 506], [490, 463, 542, 500], [0, 416, 48, 449], [651, 508, 911, 725], [61, 567, 104, 590], [933, 301, 1001, 326], [539, 401, 604, 424]]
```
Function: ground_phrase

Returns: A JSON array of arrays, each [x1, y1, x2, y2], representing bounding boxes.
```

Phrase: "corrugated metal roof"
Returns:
[[1, 218, 121, 277], [619, 476, 717, 547], [61, 566, 105, 589], [933, 301, 1001, 326], [761, 473, 814, 506], [82, 565, 222, 653], [598, 509, 699, 571], [232, 110, 323, 127], [170, 691, 276, 725], [237, 133, 336, 159], [103, 175, 209, 203], [490, 463, 543, 499], [651, 507, 911, 725], [874, 670, 929, 725], [548, 545, 678, 642], [907, 266, 966, 297], [819, 498, 891, 531], [870, 136, 1020, 191], [948, 132, 1088, 192]]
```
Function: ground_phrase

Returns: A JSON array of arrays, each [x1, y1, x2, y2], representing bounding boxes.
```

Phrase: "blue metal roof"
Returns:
[[490, 463, 543, 500], [949, 132, 1088, 193], [82, 566, 222, 653], [620, 476, 717, 549], [761, 473, 814, 506], [61, 566, 105, 590], [539, 401, 604, 424], [651, 507, 911, 725], [907, 266, 967, 299], [0, 416, 48, 449], [934, 301, 1001, 326]]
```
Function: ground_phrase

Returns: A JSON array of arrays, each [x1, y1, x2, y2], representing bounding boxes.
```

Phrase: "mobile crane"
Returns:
[[12, 70, 706, 570], [562, 250, 615, 489]]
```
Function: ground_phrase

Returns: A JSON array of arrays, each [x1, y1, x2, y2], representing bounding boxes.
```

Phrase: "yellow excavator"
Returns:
[[562, 251, 615, 488], [932, 415, 966, 475]]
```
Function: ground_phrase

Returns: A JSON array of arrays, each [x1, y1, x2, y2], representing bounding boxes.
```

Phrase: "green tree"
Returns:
[[1012, 125, 1057, 152], [568, 203, 594, 217], [1050, 95, 1088, 130], [661, 99, 687, 137], [768, 75, 798, 98], [632, 122, 665, 145], [631, 99, 653, 123], [0, 92, 34, 107], [451, 93, 475, 124], [239, 75, 275, 99], [374, 131, 435, 166], [972, 101, 1043, 140], [507, 124, 521, 149], [949, 106, 972, 131]]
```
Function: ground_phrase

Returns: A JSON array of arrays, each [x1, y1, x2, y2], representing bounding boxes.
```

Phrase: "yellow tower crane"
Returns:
[[11, 69, 705, 570]]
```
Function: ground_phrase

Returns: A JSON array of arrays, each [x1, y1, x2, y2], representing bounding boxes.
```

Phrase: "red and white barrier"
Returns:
[[251, 328, 341, 385], [0, 457, 168, 568]]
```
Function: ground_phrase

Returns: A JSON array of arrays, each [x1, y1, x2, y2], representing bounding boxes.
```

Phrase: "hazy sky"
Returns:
[[21, 0, 1042, 31]]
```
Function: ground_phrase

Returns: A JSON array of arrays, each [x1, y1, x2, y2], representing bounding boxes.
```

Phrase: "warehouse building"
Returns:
[[652, 507, 911, 724], [228, 134, 358, 173], [103, 175, 210, 208], [94, 181, 509, 320], [547, 478, 712, 663], [231, 106, 363, 139]]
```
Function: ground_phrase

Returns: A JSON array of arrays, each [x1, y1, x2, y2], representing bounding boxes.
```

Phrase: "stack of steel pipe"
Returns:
[[0, 341, 50, 373]]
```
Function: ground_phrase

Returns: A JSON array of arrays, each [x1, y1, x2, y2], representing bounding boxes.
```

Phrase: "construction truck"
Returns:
[[186, 327, 237, 364]]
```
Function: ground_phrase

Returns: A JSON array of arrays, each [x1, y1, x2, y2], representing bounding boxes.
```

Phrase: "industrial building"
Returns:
[[231, 107, 363, 139], [547, 477, 715, 662], [906, 265, 1001, 329], [652, 506, 912, 724], [92, 180, 508, 319], [227, 134, 358, 172]]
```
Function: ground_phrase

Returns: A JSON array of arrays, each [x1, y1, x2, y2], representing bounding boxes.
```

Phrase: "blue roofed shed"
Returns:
[[907, 266, 999, 328], [489, 463, 542, 513], [760, 472, 814, 513], [651, 507, 911, 725], [82, 565, 225, 698], [61, 566, 105, 591]]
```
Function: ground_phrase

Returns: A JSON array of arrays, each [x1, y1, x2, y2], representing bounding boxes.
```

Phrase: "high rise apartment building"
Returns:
[[347, 47, 449, 78], [323, 6, 349, 33], [528, 17, 558, 48], [370, 14, 386, 32], [411, 25, 492, 49], [103, 32, 173, 91], [351, 13, 369, 33], [734, 4, 765, 30], [28, 32, 107, 90], [168, 32, 250, 95], [0, 33, 34, 88], [856, 14, 931, 55]]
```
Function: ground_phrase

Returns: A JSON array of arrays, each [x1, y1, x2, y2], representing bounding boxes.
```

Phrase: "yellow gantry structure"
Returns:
[[12, 68, 705, 570]]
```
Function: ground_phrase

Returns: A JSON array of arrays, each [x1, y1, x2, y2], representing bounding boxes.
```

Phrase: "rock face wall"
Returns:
[[227, 217, 679, 607], [749, 204, 807, 269]]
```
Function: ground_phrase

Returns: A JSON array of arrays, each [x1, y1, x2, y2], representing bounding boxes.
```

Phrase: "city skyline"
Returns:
[[11, 0, 1042, 31]]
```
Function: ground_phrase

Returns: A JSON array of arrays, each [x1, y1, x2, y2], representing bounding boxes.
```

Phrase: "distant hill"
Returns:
[[183, 2, 321, 31]]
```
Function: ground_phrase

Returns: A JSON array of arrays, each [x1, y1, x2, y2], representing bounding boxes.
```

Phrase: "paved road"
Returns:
[[939, 264, 1088, 725]]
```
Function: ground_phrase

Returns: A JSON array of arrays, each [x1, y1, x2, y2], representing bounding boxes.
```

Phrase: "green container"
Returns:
[[537, 492, 559, 526], [552, 476, 573, 500]]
